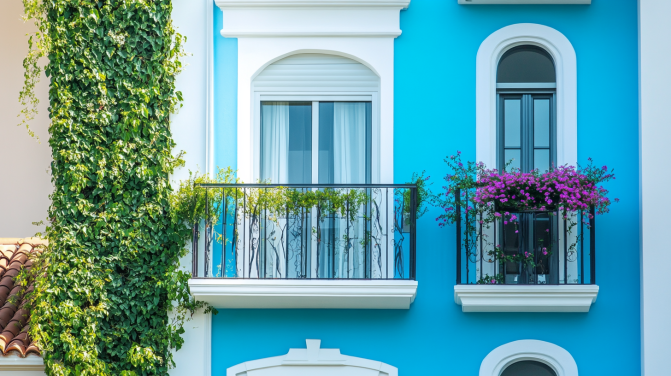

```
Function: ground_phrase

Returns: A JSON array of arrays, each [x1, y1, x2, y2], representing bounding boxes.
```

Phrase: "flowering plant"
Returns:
[[437, 152, 618, 227], [436, 152, 618, 285]]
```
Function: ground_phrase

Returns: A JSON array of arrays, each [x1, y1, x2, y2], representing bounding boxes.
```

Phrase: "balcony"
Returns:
[[188, 184, 418, 309], [452, 189, 599, 312]]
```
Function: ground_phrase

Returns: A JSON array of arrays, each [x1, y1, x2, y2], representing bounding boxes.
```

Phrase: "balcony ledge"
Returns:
[[454, 285, 598, 312], [189, 279, 418, 309]]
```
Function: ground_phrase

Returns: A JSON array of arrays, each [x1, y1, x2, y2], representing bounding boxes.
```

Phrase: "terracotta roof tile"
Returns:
[[0, 239, 42, 358]]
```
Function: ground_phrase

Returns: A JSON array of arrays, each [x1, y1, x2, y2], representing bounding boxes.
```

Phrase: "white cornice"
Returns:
[[221, 30, 402, 38], [189, 279, 418, 309], [454, 285, 599, 312], [216, 0, 410, 8]]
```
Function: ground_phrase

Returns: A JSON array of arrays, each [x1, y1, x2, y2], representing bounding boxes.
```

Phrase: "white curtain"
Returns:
[[333, 102, 367, 184], [259, 102, 290, 278], [261, 102, 289, 183], [332, 102, 368, 278]]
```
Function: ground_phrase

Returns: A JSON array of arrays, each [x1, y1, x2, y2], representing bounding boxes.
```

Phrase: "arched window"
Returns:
[[497, 45, 556, 173], [496, 45, 557, 285], [501, 360, 558, 376], [479, 340, 578, 376]]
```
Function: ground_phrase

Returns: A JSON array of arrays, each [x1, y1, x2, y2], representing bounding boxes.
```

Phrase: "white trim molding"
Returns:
[[189, 279, 418, 309], [227, 339, 398, 376], [476, 23, 577, 169], [480, 340, 578, 376], [460, 0, 589, 4], [0, 354, 44, 372], [454, 285, 598, 312], [215, 0, 407, 184]]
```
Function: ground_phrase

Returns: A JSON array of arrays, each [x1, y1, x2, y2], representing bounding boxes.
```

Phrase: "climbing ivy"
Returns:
[[20, 0, 212, 374]]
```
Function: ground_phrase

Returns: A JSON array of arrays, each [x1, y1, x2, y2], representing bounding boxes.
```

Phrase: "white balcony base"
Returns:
[[454, 285, 599, 312], [189, 279, 418, 309]]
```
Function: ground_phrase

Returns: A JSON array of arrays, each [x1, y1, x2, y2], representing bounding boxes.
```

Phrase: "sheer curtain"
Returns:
[[261, 102, 289, 183], [259, 102, 290, 278], [331, 102, 369, 278]]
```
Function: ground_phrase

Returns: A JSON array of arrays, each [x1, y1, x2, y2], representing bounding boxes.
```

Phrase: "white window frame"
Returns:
[[479, 340, 578, 376], [476, 23, 577, 170]]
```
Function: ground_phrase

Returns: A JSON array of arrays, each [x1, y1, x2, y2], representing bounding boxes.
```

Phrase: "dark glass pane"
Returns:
[[504, 99, 521, 148], [260, 101, 312, 184], [497, 46, 556, 83], [534, 149, 550, 172], [288, 104, 312, 183], [501, 361, 557, 376], [504, 149, 521, 171], [534, 99, 550, 147], [318, 102, 335, 184]]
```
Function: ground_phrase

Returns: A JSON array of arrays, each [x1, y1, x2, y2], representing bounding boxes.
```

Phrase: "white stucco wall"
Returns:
[[170, 0, 212, 375], [639, 0, 671, 375], [0, 0, 52, 238]]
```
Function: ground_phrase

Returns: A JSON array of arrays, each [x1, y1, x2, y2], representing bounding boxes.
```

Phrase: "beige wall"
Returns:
[[0, 0, 51, 237]]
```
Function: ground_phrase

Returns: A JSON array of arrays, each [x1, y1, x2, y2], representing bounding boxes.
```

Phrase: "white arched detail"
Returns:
[[226, 339, 398, 376], [476, 23, 577, 169], [479, 340, 578, 376]]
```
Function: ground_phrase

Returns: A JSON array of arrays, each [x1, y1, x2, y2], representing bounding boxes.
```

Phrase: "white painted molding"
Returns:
[[476, 23, 577, 169], [216, 0, 410, 8], [220, 31, 403, 38], [454, 285, 598, 312], [460, 0, 589, 4], [189, 279, 418, 309], [480, 340, 578, 376], [227, 339, 398, 376], [0, 355, 44, 371]]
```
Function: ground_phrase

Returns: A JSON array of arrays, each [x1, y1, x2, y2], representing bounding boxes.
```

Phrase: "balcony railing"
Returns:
[[191, 184, 417, 281], [454, 189, 596, 286]]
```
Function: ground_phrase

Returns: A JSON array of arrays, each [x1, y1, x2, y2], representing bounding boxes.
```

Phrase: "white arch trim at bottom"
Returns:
[[476, 23, 577, 170], [480, 339, 578, 376], [226, 339, 398, 376]]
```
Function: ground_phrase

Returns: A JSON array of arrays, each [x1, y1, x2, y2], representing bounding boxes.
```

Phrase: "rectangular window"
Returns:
[[261, 101, 372, 184]]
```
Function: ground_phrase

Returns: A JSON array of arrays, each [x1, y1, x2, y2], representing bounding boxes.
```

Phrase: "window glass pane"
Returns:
[[318, 102, 371, 184], [504, 99, 521, 148], [504, 149, 520, 171], [501, 360, 557, 376], [534, 99, 550, 148], [261, 101, 312, 183], [534, 149, 550, 172], [497, 45, 556, 83]]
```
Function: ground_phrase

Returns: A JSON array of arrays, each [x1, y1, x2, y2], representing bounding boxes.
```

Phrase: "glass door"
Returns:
[[259, 101, 372, 279]]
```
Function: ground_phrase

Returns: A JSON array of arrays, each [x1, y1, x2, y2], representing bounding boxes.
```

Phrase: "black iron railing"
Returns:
[[191, 184, 417, 280], [454, 189, 596, 285]]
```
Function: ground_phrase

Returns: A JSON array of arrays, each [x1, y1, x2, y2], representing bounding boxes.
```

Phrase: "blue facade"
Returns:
[[211, 1, 639, 374]]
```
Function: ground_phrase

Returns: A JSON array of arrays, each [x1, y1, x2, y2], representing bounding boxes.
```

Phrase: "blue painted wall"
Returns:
[[211, 0, 640, 374]]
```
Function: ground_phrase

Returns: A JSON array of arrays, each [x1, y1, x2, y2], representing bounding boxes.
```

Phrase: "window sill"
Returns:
[[454, 285, 598, 312], [459, 0, 589, 4], [189, 279, 418, 309]]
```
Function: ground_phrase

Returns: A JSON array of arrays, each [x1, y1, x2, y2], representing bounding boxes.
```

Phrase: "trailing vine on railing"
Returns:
[[19, 0, 214, 374]]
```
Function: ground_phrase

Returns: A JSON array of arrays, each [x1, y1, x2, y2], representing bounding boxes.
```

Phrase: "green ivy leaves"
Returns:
[[21, 0, 208, 374]]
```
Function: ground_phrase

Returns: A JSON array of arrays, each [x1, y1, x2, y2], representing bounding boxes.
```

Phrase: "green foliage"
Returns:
[[20, 0, 212, 374]]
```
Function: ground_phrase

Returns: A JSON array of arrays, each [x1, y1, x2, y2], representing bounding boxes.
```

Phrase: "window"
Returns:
[[497, 45, 557, 285], [479, 340, 578, 376], [497, 46, 556, 173], [260, 101, 372, 184], [501, 360, 557, 376]]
